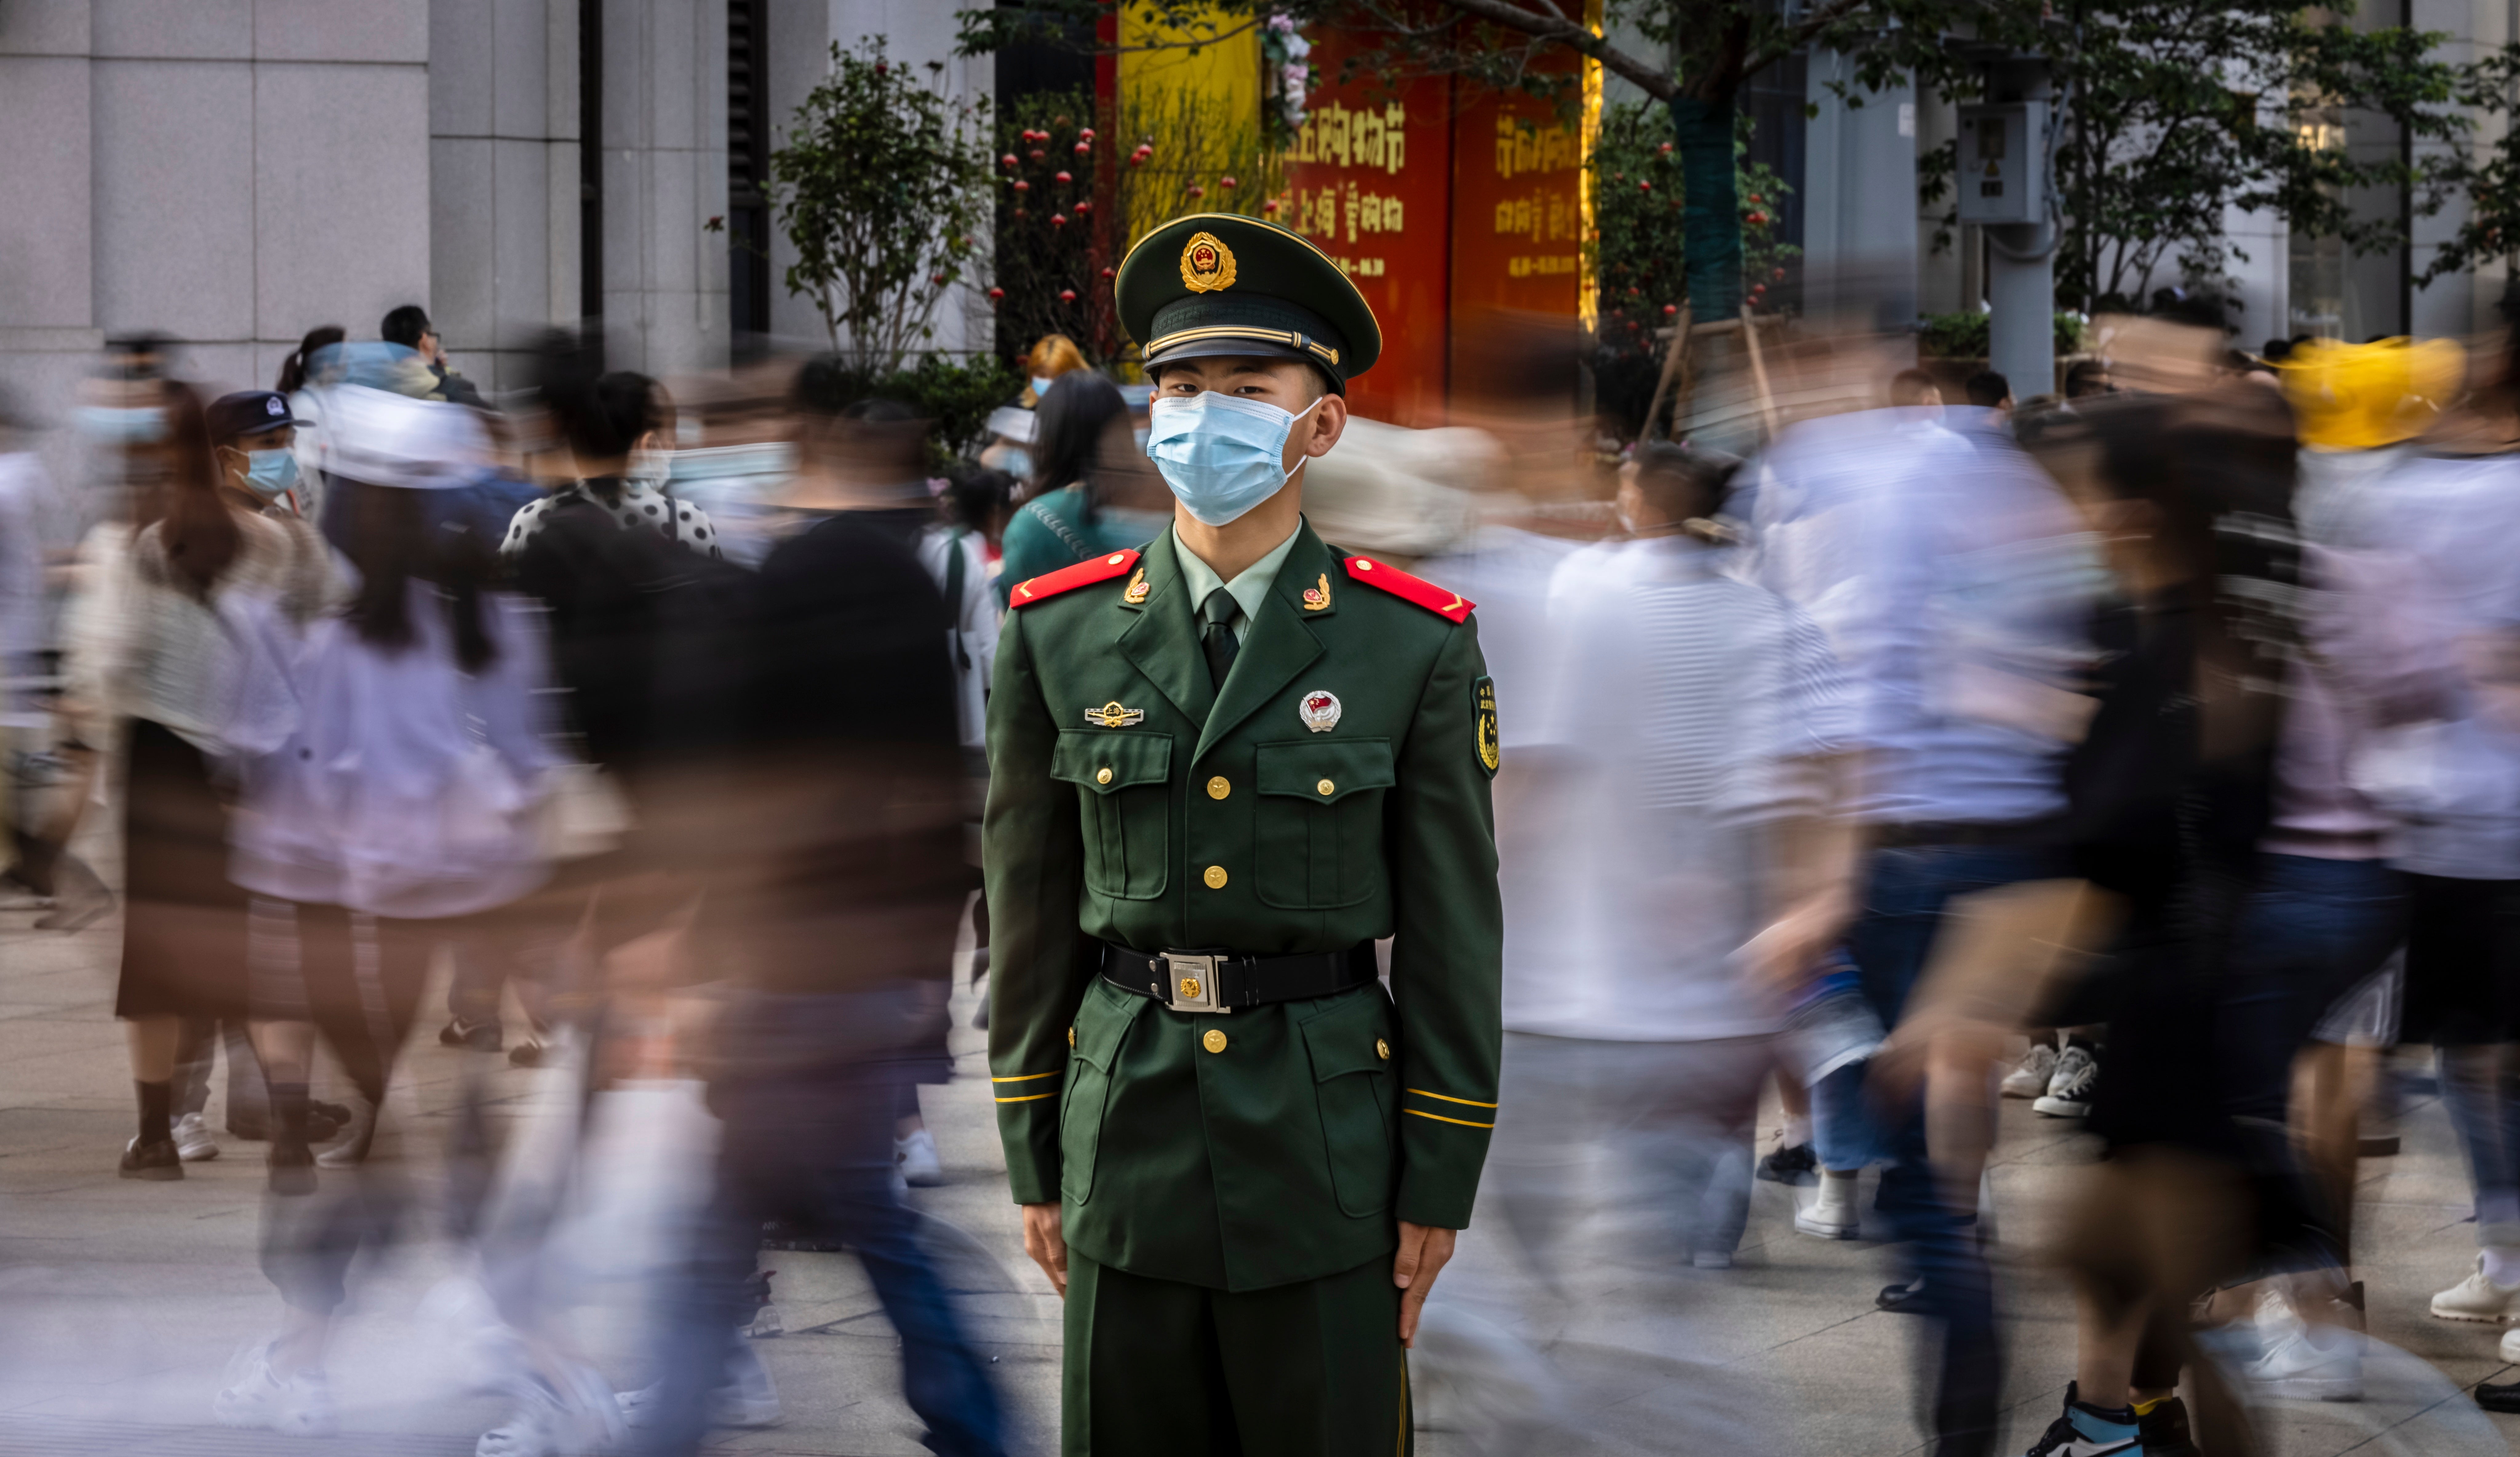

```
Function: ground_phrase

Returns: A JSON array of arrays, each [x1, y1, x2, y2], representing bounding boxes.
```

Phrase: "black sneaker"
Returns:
[[1756, 1141, 1818, 1184], [2035, 1039, 2100, 1118], [119, 1136, 183, 1181], [2023, 1382, 2140, 1455], [2478, 1379, 2520, 1414], [2135, 1394, 2199, 1456], [439, 1017, 501, 1053], [269, 1138, 316, 1197], [507, 1039, 546, 1068]]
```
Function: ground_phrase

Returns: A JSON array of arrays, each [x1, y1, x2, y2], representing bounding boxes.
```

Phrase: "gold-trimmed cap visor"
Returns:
[[1141, 293, 1350, 389]]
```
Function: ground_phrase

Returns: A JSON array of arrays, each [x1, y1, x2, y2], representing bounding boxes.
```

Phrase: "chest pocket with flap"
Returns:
[[1052, 731, 1173, 900], [1254, 738, 1396, 910]]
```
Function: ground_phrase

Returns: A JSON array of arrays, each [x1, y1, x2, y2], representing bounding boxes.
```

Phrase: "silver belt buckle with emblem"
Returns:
[[1161, 952, 1228, 1014]]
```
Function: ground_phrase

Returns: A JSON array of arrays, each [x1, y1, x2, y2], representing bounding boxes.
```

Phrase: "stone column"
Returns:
[[430, 0, 584, 393], [599, 0, 729, 377]]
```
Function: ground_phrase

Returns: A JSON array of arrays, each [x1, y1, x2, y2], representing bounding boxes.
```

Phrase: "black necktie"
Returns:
[[1201, 588, 1241, 689]]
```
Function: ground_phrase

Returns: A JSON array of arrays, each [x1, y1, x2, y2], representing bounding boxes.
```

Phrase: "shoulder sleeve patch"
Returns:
[[1474, 677, 1500, 777], [1341, 555, 1475, 623], [1010, 548, 1141, 609]]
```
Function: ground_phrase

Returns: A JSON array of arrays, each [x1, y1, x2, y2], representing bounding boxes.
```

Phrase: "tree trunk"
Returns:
[[1668, 94, 1741, 325]]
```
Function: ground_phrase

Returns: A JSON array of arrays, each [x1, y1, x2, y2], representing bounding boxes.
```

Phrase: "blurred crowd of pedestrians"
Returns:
[[9, 303, 2520, 1457]]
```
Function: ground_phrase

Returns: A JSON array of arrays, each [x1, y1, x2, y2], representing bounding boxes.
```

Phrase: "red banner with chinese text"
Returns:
[[1275, 34, 1453, 427], [1449, 82, 1587, 392]]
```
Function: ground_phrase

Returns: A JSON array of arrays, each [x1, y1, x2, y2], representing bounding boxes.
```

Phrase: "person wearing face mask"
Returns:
[[983, 214, 1504, 1456], [500, 371, 718, 561], [208, 391, 311, 518], [1020, 333, 1090, 410], [995, 371, 1175, 607]]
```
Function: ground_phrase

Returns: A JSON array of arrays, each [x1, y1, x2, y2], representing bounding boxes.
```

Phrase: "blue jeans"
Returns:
[[2215, 856, 2402, 1269], [2218, 856, 2403, 1131], [1845, 841, 2055, 1457], [633, 995, 1005, 1457]]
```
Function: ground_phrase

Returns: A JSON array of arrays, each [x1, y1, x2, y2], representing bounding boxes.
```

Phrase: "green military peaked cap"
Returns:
[[1115, 213, 1382, 391]]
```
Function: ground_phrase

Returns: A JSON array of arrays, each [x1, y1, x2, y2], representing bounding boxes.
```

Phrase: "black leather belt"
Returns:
[[1101, 942, 1377, 1014]]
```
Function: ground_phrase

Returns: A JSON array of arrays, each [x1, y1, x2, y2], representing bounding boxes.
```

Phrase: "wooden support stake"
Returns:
[[1640, 303, 1693, 441], [1740, 304, 1780, 439]]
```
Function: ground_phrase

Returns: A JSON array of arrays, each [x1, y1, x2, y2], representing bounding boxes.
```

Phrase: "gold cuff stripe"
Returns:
[[1406, 1089, 1500, 1109], [994, 1091, 1060, 1104], [990, 1071, 1062, 1083], [1404, 1108, 1495, 1129], [1144, 325, 1340, 366]]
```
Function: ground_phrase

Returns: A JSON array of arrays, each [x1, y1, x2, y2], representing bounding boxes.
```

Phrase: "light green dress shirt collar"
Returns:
[[1173, 520, 1303, 635]]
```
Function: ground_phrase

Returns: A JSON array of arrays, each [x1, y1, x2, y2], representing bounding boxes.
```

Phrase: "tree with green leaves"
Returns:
[[964, 1, 2520, 335], [770, 39, 995, 370], [960, 2, 1986, 326], [1914, 0, 2500, 319]]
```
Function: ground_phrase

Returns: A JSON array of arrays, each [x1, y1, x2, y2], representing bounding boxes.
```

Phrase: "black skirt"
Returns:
[[113, 720, 249, 1020]]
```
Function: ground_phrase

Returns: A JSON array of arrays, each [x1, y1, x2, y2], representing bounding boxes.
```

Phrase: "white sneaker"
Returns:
[[716, 1341, 783, 1427], [896, 1128, 945, 1187], [213, 1341, 338, 1436], [2431, 1253, 2520, 1322], [2247, 1293, 2364, 1401], [2001, 1040, 2059, 1099], [2034, 1042, 2098, 1118], [616, 1345, 782, 1431], [1793, 1171, 1861, 1240], [482, 1362, 623, 1456], [2494, 1324, 2520, 1362], [173, 1111, 220, 1162]]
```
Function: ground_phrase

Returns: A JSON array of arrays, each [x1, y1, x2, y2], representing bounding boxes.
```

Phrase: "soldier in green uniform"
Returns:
[[983, 213, 1505, 1455]]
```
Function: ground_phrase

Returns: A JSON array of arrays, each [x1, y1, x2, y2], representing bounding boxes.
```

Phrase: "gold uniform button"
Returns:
[[1202, 1028, 1228, 1054], [1095, 767, 1113, 785], [1203, 864, 1228, 889], [1207, 776, 1230, 800], [1317, 778, 1335, 796], [1068, 1026, 1076, 1049], [1375, 1038, 1390, 1060]]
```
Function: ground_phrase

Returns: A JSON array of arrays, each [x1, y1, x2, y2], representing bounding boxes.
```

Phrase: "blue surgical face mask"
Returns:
[[1144, 391, 1321, 527], [1031, 376, 1056, 399], [1003, 447, 1033, 481], [78, 405, 165, 444], [242, 447, 298, 499]]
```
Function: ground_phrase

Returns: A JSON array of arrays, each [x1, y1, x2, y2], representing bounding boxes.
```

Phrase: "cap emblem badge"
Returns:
[[1180, 232, 1237, 293], [1298, 689, 1342, 733]]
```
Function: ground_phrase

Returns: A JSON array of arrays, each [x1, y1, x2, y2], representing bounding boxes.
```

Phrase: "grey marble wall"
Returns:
[[597, 0, 729, 378], [429, 0, 581, 393], [0, 0, 429, 505]]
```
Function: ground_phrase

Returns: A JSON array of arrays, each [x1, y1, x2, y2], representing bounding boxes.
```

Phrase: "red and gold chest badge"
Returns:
[[1180, 232, 1237, 293]]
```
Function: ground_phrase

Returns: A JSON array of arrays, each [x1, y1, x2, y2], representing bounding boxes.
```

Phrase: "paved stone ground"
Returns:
[[4, 860, 2520, 1454]]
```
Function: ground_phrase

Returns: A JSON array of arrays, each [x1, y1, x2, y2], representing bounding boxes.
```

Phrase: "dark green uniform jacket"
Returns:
[[984, 520, 1504, 1293]]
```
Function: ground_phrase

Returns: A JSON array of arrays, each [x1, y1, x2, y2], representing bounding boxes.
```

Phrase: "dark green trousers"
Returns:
[[1064, 1250, 1411, 1456]]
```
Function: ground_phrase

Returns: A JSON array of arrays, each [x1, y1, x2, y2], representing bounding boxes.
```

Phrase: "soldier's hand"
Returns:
[[1393, 1221, 1457, 1347], [1022, 1202, 1069, 1297]]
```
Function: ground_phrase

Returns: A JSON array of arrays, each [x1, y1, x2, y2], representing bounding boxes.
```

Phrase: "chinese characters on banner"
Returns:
[[1276, 32, 1452, 427], [1448, 84, 1587, 390]]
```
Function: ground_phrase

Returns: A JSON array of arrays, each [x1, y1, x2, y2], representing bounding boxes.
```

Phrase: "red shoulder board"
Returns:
[[1010, 549, 1141, 609], [1342, 555, 1474, 624]]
